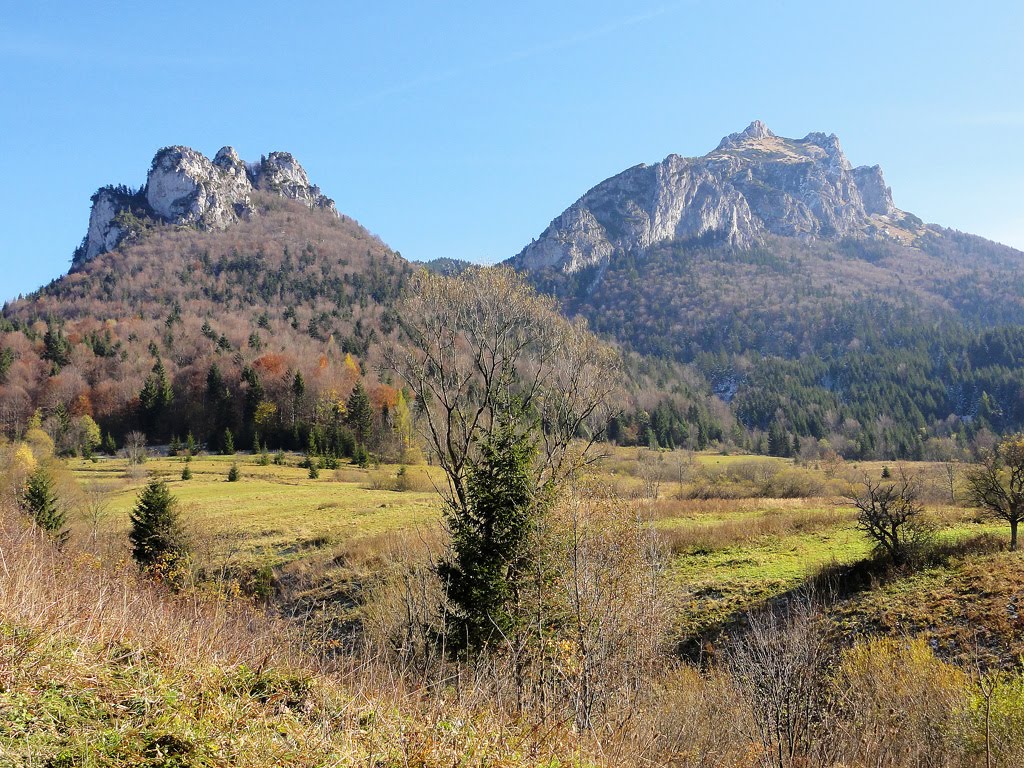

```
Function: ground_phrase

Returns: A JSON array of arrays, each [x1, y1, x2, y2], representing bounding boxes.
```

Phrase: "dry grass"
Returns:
[[659, 505, 854, 555], [0, 501, 588, 766], [8, 444, 1024, 766]]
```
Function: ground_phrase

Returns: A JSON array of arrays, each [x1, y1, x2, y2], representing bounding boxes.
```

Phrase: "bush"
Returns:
[[181, 465, 192, 481], [308, 465, 319, 480], [681, 460, 839, 500], [227, 463, 240, 482]]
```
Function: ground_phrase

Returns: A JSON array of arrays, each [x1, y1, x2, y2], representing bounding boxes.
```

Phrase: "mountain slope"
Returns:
[[511, 120, 922, 274], [510, 123, 1024, 457], [1, 148, 410, 452]]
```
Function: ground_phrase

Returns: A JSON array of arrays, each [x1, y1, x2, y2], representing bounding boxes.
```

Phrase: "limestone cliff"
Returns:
[[510, 121, 913, 274], [73, 146, 336, 267]]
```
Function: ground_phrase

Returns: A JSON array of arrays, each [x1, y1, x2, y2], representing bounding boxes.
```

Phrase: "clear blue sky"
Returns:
[[2, 0, 1023, 301]]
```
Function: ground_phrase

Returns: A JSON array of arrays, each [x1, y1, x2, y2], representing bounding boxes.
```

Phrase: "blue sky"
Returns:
[[2, 0, 1023, 301]]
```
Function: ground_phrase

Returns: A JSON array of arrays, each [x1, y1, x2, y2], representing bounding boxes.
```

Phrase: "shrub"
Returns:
[[181, 465, 192, 481], [227, 463, 240, 482], [394, 465, 409, 492], [308, 465, 319, 480]]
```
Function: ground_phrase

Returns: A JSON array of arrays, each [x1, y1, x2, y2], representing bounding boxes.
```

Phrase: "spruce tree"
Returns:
[[439, 419, 537, 650], [346, 382, 374, 446], [22, 466, 68, 544], [291, 370, 306, 426], [129, 479, 188, 574], [140, 357, 174, 431], [42, 320, 72, 372]]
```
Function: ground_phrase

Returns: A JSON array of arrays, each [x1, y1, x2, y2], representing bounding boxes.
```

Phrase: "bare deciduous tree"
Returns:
[[80, 481, 110, 545], [548, 484, 666, 732], [728, 594, 834, 768], [965, 434, 1024, 551], [123, 431, 148, 467], [942, 460, 959, 505], [850, 469, 931, 565], [383, 266, 622, 516]]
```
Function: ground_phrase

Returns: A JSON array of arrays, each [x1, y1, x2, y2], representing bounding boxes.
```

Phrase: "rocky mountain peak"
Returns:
[[73, 146, 337, 267], [510, 124, 913, 275], [213, 146, 245, 172], [251, 152, 337, 214], [715, 119, 776, 151], [742, 119, 773, 139]]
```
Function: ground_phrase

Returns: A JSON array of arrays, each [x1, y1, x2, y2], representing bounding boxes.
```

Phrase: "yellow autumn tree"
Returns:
[[342, 353, 361, 386], [393, 390, 415, 459], [7, 442, 38, 493]]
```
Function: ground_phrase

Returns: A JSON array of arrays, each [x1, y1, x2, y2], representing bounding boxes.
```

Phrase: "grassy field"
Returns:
[[8, 446, 1024, 766], [68, 455, 446, 571], [62, 447, 1011, 647]]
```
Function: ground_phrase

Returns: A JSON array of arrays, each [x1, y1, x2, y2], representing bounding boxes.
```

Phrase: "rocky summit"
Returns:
[[510, 121, 916, 274], [73, 146, 337, 267]]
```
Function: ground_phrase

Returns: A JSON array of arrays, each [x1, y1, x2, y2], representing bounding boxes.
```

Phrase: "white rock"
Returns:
[[512, 122, 906, 275]]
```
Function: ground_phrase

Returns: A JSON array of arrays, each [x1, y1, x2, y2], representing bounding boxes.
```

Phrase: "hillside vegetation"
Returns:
[[530, 232, 1024, 459], [4, 440, 1024, 766], [1, 195, 411, 457]]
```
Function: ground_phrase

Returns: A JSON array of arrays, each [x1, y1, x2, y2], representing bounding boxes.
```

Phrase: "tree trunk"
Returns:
[[1012, 519, 1019, 552]]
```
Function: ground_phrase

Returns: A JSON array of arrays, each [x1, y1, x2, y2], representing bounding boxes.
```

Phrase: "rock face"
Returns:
[[511, 121, 906, 274], [251, 151, 337, 215], [73, 146, 336, 267]]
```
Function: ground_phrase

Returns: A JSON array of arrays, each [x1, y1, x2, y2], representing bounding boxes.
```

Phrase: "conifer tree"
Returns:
[[42, 320, 72, 372], [439, 419, 538, 650], [22, 466, 68, 544], [129, 479, 188, 574], [346, 381, 373, 446], [140, 357, 173, 431], [291, 370, 306, 427]]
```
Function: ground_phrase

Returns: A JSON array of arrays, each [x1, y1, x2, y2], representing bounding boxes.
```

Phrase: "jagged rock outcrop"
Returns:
[[145, 146, 254, 228], [73, 146, 336, 268], [251, 152, 338, 215], [511, 121, 908, 274]]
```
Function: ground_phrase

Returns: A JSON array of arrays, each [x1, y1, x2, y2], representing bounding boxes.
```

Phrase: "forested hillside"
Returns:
[[525, 231, 1024, 458], [511, 122, 1024, 459], [0, 193, 412, 457]]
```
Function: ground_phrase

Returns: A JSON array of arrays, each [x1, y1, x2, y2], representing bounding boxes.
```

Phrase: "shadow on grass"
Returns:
[[676, 532, 1006, 665]]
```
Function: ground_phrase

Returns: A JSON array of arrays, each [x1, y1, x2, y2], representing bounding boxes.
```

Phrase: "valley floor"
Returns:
[[3, 447, 1024, 765]]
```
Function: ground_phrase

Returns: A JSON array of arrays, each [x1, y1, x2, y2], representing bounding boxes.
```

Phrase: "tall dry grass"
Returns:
[[4, 471, 1024, 766], [659, 506, 853, 555]]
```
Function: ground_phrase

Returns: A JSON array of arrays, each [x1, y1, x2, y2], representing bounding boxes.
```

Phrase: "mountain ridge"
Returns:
[[509, 121, 928, 275]]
